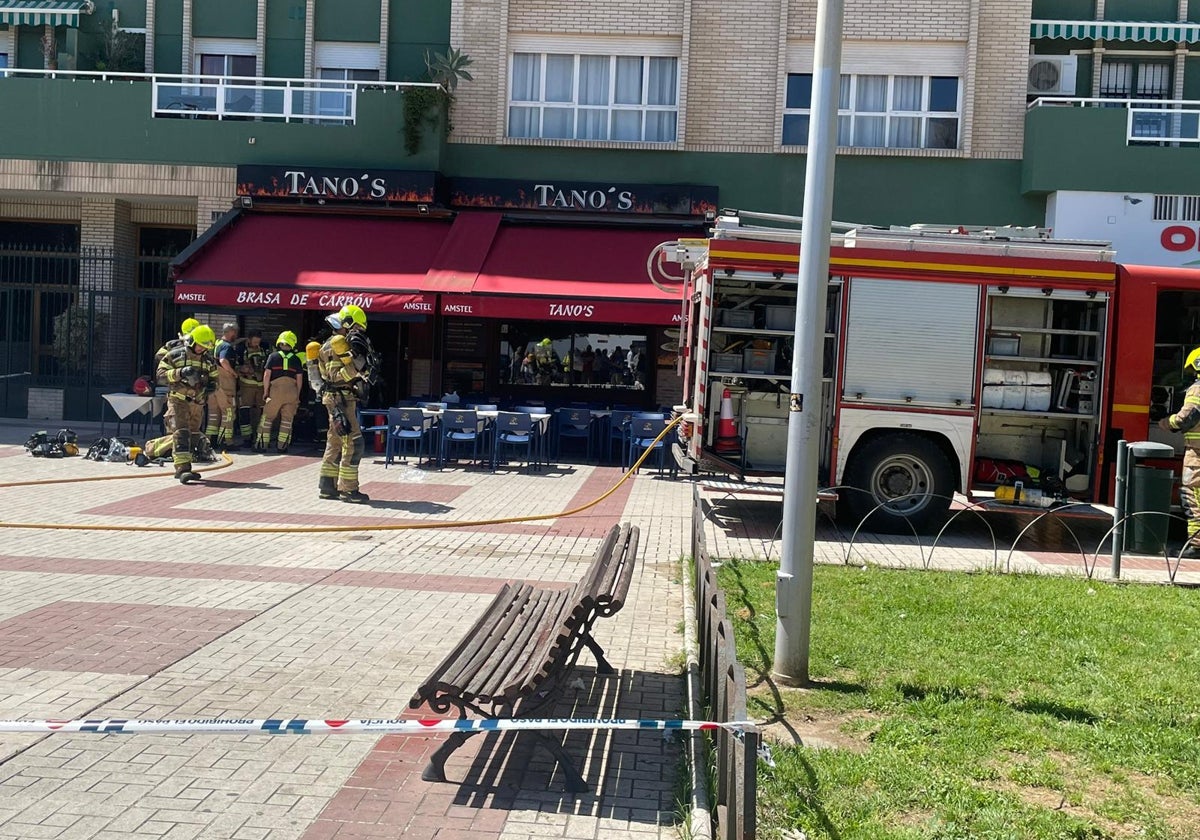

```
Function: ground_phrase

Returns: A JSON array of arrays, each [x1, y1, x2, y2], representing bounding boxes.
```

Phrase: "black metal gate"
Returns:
[[0, 245, 178, 421]]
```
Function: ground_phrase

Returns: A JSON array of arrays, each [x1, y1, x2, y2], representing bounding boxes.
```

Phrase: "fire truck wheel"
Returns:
[[841, 433, 954, 534]]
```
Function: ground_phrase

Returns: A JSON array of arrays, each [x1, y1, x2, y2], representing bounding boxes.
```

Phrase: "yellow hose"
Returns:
[[0, 416, 684, 533]]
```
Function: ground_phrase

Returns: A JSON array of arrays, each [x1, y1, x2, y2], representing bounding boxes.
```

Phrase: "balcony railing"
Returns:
[[1029, 96, 1200, 146], [0, 68, 440, 124]]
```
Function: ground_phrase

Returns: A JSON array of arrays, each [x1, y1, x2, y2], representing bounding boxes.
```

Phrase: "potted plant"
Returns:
[[402, 47, 474, 155]]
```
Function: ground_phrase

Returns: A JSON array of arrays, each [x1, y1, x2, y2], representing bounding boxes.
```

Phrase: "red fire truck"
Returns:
[[665, 211, 1199, 532]]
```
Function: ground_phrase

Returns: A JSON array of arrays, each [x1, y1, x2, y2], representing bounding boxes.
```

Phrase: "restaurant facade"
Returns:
[[169, 166, 714, 409]]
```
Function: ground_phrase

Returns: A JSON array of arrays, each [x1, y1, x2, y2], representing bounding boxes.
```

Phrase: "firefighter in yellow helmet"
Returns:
[[144, 324, 218, 483], [237, 329, 268, 441], [142, 319, 208, 465], [205, 322, 241, 448], [316, 307, 373, 502], [1160, 347, 1200, 557], [255, 330, 305, 452]]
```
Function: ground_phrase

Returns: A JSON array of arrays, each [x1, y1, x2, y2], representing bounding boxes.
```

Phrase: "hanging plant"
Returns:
[[401, 47, 474, 156]]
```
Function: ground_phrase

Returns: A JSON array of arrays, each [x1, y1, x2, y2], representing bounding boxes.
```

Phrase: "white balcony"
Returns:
[[0, 68, 439, 125], [1028, 96, 1200, 146]]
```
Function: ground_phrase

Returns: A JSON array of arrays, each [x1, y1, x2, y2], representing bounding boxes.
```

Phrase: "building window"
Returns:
[[0, 53, 8, 72], [783, 73, 961, 150], [508, 52, 679, 142], [317, 68, 377, 119], [197, 54, 255, 77], [1100, 59, 1171, 100]]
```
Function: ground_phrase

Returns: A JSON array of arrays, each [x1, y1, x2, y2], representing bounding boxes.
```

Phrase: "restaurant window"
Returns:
[[498, 323, 651, 391], [508, 52, 679, 142]]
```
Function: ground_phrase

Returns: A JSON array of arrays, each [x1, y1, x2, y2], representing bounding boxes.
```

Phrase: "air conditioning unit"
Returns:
[[1028, 55, 1078, 96]]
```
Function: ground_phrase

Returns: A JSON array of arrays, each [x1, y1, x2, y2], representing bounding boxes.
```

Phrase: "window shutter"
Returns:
[[193, 37, 257, 57], [842, 278, 979, 407], [508, 34, 680, 57], [314, 42, 380, 71], [788, 41, 966, 76]]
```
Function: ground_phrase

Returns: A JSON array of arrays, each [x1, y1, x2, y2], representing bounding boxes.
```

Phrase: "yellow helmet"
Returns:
[[180, 317, 200, 336], [1187, 347, 1200, 372], [277, 330, 298, 350], [338, 304, 367, 330], [188, 324, 216, 352]]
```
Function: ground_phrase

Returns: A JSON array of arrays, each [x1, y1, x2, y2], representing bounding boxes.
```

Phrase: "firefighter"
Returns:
[[1159, 347, 1200, 558], [206, 322, 240, 448], [141, 318, 205, 465], [144, 324, 218, 483], [316, 305, 372, 503], [256, 330, 304, 452], [237, 329, 268, 441], [534, 338, 558, 385]]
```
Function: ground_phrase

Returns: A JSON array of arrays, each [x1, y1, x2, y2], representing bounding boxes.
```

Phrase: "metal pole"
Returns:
[[1111, 438, 1127, 579], [773, 0, 844, 686]]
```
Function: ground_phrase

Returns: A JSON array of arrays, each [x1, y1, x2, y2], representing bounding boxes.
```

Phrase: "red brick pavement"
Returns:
[[77, 459, 633, 537], [0, 601, 257, 674], [301, 708, 512, 840]]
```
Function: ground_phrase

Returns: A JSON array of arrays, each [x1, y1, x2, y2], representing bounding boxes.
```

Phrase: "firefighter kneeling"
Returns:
[[314, 305, 373, 503], [145, 324, 218, 483]]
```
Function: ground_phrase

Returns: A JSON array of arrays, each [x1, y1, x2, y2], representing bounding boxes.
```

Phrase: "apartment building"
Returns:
[[4, 0, 1200, 419]]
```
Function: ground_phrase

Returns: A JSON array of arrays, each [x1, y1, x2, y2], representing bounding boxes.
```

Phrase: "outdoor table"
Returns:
[[100, 393, 166, 438], [421, 408, 551, 468]]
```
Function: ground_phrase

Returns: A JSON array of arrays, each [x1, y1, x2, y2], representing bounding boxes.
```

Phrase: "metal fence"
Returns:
[[691, 486, 758, 840], [0, 244, 177, 419]]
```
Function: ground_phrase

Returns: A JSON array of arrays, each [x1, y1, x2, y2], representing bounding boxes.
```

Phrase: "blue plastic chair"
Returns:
[[554, 407, 593, 460], [605, 409, 638, 466], [627, 416, 676, 477], [492, 411, 537, 472], [385, 407, 432, 468], [439, 409, 481, 468], [358, 408, 389, 452]]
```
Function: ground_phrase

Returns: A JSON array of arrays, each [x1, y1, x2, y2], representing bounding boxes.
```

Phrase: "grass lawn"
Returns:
[[717, 560, 1200, 840]]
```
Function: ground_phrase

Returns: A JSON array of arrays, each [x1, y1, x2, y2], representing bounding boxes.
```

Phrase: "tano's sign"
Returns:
[[236, 166, 437, 204], [439, 294, 680, 326], [446, 177, 718, 217]]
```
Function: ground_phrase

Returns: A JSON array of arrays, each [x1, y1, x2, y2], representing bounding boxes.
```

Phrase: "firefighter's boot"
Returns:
[[339, 489, 371, 504], [318, 476, 338, 500], [175, 464, 201, 484]]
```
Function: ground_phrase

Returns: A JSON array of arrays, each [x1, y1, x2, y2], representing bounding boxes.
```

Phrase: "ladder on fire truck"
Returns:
[[705, 208, 1116, 261]]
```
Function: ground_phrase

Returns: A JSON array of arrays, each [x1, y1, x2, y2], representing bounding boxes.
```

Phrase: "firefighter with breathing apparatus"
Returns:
[[144, 324, 218, 483], [313, 305, 376, 503], [1159, 346, 1200, 558]]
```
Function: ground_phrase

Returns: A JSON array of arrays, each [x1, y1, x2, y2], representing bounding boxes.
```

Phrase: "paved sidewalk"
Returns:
[[0, 442, 693, 840], [3, 430, 1190, 840]]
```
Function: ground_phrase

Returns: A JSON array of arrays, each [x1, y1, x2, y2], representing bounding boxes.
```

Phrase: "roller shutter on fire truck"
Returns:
[[842, 278, 979, 407]]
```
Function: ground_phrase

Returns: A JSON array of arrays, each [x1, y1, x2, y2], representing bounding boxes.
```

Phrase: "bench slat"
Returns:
[[438, 583, 542, 692], [462, 589, 573, 703]]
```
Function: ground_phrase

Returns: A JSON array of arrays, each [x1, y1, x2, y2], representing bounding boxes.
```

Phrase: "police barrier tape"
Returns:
[[0, 717, 759, 736]]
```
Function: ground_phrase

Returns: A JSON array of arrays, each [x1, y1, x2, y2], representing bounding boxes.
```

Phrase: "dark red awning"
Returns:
[[173, 214, 451, 314], [471, 224, 685, 303]]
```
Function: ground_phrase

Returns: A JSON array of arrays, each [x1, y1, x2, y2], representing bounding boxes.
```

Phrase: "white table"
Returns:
[[101, 393, 166, 437]]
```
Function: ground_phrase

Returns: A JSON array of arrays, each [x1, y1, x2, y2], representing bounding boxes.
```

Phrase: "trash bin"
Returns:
[[1124, 441, 1176, 554]]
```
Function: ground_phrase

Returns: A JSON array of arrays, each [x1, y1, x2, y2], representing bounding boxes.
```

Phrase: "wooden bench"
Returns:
[[409, 522, 640, 792]]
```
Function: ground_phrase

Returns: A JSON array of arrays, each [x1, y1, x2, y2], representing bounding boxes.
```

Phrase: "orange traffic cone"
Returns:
[[714, 388, 742, 454]]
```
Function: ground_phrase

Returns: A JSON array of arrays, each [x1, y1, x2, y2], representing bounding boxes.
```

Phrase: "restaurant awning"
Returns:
[[1030, 19, 1200, 43], [0, 1, 93, 27], [449, 224, 689, 326], [172, 213, 450, 315]]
